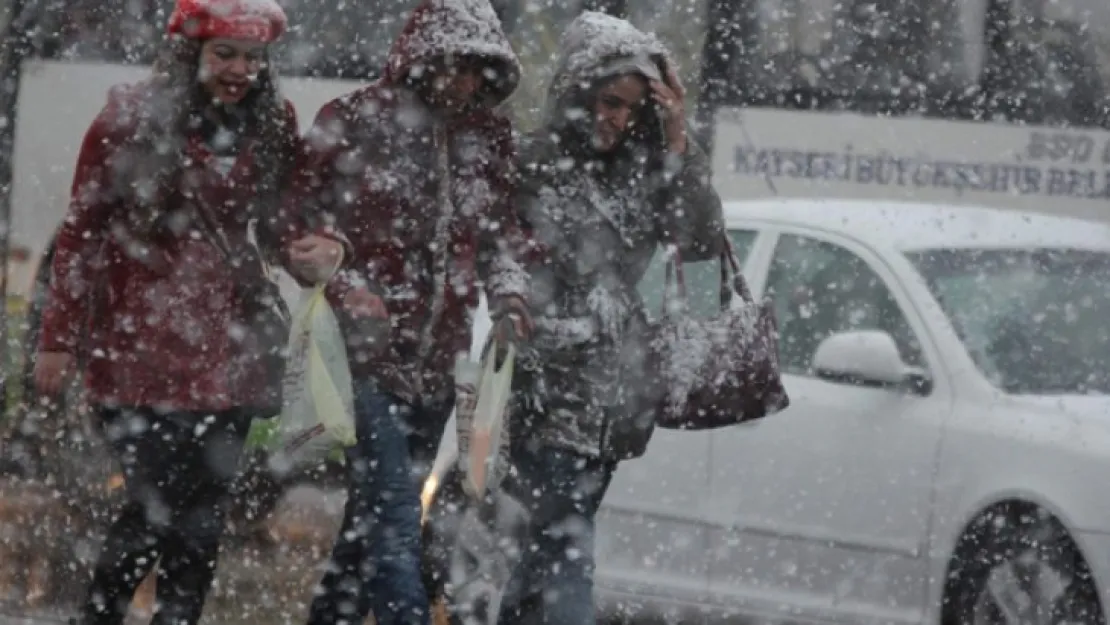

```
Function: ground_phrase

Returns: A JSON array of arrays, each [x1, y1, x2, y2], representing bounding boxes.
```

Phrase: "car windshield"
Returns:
[[906, 248, 1110, 395]]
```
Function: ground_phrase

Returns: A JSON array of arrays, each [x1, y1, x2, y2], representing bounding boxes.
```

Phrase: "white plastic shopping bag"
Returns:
[[267, 283, 356, 475], [454, 340, 515, 498]]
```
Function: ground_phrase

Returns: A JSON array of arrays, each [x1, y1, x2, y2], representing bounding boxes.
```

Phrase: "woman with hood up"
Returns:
[[33, 1, 346, 624], [496, 12, 724, 625]]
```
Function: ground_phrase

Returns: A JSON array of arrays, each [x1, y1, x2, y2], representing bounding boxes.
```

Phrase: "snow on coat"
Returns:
[[512, 11, 725, 460], [39, 82, 313, 412], [288, 0, 531, 407]]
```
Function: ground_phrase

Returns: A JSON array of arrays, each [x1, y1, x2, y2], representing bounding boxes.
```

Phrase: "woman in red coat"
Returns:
[[33, 2, 344, 624]]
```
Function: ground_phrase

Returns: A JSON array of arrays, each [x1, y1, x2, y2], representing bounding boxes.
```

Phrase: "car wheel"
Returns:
[[945, 508, 1104, 625]]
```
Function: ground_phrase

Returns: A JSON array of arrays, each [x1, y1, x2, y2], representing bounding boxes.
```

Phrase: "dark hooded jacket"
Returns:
[[286, 0, 531, 407], [512, 12, 725, 460]]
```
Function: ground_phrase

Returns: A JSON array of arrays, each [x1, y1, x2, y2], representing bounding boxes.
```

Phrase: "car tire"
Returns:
[[944, 507, 1104, 625]]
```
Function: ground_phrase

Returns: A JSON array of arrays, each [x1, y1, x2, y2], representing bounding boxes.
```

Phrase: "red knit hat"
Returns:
[[166, 0, 288, 43]]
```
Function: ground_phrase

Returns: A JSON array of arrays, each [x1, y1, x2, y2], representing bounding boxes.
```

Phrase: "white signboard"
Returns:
[[711, 106, 1110, 223]]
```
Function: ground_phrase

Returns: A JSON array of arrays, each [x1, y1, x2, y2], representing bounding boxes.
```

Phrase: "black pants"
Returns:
[[83, 406, 251, 625]]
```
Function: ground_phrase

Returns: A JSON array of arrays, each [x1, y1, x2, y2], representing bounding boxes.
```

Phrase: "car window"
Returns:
[[908, 248, 1110, 395], [765, 234, 924, 375], [639, 229, 758, 320]]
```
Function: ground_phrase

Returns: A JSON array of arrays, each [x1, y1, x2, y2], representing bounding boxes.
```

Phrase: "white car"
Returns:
[[424, 198, 1110, 625]]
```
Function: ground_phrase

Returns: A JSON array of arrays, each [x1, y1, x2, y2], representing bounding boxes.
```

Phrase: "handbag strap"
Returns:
[[663, 245, 688, 303], [719, 236, 754, 306], [662, 234, 751, 316]]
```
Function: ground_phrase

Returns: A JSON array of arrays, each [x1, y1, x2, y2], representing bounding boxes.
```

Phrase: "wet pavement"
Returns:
[[0, 486, 349, 625], [0, 614, 67, 625]]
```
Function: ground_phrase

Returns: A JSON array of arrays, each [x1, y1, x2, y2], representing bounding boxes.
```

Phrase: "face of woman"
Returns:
[[420, 54, 490, 114], [198, 38, 267, 105], [591, 74, 649, 152]]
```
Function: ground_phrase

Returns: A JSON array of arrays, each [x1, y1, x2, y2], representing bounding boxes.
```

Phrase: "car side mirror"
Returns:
[[812, 330, 931, 394]]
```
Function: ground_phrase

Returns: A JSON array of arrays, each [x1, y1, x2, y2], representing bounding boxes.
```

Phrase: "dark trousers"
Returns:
[[306, 382, 451, 625], [83, 406, 252, 625], [495, 446, 616, 625]]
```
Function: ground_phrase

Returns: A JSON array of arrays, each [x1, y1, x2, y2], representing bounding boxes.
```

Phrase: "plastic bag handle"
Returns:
[[480, 329, 516, 372]]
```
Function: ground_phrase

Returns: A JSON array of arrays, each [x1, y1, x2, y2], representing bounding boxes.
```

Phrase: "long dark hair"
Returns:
[[111, 36, 294, 248]]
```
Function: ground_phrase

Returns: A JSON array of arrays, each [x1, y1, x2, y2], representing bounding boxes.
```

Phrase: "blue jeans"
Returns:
[[495, 446, 616, 625], [306, 383, 432, 625]]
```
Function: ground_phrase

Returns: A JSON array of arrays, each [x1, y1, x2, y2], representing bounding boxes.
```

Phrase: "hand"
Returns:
[[343, 287, 388, 320], [493, 295, 533, 348], [650, 60, 688, 154], [289, 235, 344, 284], [34, 351, 75, 396]]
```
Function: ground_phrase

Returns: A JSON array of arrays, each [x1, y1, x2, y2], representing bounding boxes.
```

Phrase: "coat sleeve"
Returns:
[[270, 99, 353, 288], [656, 139, 725, 262], [39, 109, 119, 354], [477, 119, 533, 308], [260, 101, 347, 263], [508, 140, 608, 347], [282, 99, 365, 301], [511, 148, 562, 268]]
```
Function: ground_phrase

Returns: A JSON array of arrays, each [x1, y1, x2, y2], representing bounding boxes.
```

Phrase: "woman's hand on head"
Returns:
[[650, 59, 688, 154]]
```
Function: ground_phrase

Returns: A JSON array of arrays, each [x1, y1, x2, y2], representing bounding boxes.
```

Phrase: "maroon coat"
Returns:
[[40, 83, 317, 413], [289, 0, 531, 406]]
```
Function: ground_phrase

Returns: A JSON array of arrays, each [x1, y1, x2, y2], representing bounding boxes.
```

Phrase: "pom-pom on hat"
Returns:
[[166, 0, 288, 43]]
